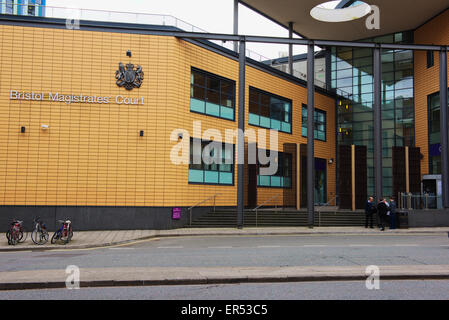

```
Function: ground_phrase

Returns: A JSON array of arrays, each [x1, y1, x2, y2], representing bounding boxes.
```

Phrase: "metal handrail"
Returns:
[[252, 193, 282, 228], [315, 195, 338, 227], [315, 195, 338, 212], [253, 193, 282, 211], [398, 192, 442, 210], [188, 193, 221, 226]]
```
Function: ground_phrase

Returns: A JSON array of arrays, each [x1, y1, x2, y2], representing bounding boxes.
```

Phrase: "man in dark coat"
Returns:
[[389, 197, 397, 229], [377, 198, 389, 231], [365, 197, 376, 228]]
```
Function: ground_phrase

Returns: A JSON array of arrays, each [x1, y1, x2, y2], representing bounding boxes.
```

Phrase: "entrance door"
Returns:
[[314, 158, 327, 205], [247, 163, 258, 208], [301, 156, 327, 206], [246, 143, 258, 208]]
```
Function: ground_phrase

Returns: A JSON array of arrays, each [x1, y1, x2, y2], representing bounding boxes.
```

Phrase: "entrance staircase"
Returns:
[[186, 207, 366, 228]]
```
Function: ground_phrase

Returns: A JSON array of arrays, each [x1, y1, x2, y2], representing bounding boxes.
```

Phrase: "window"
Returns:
[[28, 5, 35, 16], [257, 151, 292, 188], [302, 104, 326, 141], [190, 68, 235, 121], [188, 138, 234, 185], [427, 51, 434, 69], [5, 0, 14, 14], [248, 87, 292, 133]]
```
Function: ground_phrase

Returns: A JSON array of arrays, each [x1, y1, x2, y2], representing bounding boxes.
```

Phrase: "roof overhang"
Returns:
[[240, 0, 449, 41]]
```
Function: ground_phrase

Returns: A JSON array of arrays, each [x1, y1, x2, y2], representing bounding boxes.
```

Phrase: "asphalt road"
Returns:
[[0, 234, 448, 272], [1, 280, 449, 300]]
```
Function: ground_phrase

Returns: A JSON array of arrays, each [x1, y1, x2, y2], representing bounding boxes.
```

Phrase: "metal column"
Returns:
[[440, 49, 449, 208], [233, 0, 239, 52], [307, 42, 315, 228], [373, 46, 383, 203], [288, 22, 293, 75], [237, 39, 246, 228]]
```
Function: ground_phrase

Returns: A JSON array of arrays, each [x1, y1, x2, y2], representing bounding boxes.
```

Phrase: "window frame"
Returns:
[[427, 50, 434, 69], [301, 104, 327, 142], [256, 150, 293, 189], [188, 137, 235, 186], [190, 67, 236, 122], [248, 86, 292, 134]]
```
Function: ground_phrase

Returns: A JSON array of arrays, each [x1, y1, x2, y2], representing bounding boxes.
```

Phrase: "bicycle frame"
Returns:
[[55, 221, 70, 238], [34, 219, 45, 233], [12, 223, 20, 238]]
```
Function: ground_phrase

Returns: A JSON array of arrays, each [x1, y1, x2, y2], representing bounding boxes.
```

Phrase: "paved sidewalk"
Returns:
[[1, 227, 449, 252], [1, 265, 449, 290]]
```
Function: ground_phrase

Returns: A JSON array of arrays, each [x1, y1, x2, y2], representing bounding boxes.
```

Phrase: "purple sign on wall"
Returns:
[[172, 207, 181, 220]]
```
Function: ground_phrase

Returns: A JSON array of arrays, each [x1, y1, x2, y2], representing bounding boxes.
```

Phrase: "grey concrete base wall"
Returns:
[[408, 209, 449, 227], [0, 206, 233, 232]]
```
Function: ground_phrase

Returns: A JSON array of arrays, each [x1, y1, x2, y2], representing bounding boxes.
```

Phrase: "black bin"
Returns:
[[397, 211, 409, 229]]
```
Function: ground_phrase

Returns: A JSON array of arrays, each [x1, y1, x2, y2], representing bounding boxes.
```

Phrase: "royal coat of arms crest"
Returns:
[[115, 63, 144, 90]]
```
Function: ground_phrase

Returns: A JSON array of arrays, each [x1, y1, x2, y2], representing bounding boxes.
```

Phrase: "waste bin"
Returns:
[[397, 211, 409, 229]]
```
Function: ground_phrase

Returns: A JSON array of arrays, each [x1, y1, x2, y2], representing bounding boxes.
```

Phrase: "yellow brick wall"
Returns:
[[0, 24, 336, 208], [414, 9, 449, 176]]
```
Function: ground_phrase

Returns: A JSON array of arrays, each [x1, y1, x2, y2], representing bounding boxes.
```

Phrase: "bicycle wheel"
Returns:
[[32, 230, 48, 245], [31, 230, 38, 244], [65, 227, 73, 244], [6, 230, 11, 245], [40, 230, 49, 244], [51, 232, 59, 244], [18, 230, 27, 243], [9, 231, 18, 246]]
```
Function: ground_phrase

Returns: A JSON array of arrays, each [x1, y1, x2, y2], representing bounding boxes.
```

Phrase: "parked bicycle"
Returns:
[[51, 220, 73, 244], [6, 219, 27, 245], [31, 217, 49, 245]]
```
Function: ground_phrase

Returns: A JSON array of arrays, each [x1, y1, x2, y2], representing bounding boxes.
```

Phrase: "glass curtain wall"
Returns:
[[332, 31, 415, 197], [428, 89, 449, 174]]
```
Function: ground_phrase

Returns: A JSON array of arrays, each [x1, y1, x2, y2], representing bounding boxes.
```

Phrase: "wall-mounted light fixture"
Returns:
[[127, 50, 132, 57], [178, 133, 183, 140], [328, 158, 334, 165], [140, 130, 144, 137], [21, 126, 26, 133]]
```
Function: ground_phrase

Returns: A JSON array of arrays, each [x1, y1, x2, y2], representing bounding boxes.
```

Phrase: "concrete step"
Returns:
[[187, 210, 367, 228]]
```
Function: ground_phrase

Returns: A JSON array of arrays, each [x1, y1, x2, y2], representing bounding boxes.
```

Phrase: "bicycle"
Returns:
[[51, 220, 73, 244], [31, 217, 49, 245], [6, 219, 26, 245]]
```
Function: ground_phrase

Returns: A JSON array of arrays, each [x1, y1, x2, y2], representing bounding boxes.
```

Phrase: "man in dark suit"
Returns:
[[389, 197, 397, 229], [377, 198, 389, 231], [365, 197, 376, 228]]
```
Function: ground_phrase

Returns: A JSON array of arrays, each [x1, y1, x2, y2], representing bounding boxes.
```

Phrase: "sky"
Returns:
[[46, 0, 308, 59]]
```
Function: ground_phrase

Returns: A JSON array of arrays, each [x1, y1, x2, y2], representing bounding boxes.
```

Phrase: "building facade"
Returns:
[[0, 2, 448, 230], [0, 15, 336, 230]]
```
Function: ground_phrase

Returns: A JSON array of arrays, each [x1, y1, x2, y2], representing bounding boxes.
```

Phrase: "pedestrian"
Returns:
[[377, 198, 389, 231], [389, 196, 397, 230], [365, 197, 376, 228]]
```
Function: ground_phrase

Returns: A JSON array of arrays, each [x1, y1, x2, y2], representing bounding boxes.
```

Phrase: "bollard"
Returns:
[[425, 193, 428, 210], [407, 193, 412, 210]]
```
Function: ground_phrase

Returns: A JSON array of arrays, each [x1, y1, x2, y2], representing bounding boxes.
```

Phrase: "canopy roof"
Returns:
[[240, 0, 449, 41]]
